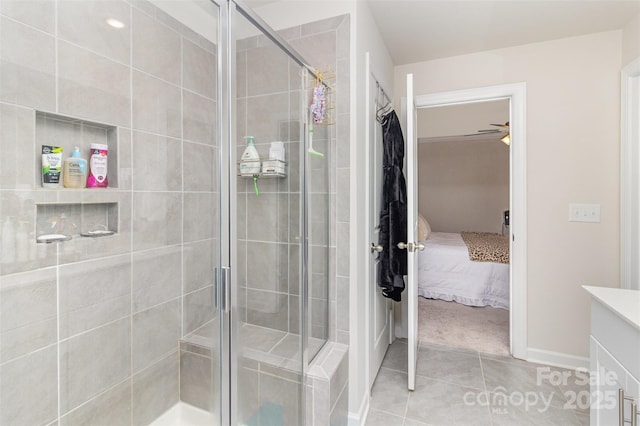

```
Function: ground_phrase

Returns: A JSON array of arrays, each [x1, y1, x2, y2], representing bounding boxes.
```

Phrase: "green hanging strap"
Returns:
[[253, 176, 259, 196]]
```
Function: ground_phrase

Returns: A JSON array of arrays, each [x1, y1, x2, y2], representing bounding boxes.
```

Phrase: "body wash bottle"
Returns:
[[63, 147, 88, 188], [87, 143, 108, 188], [239, 136, 261, 176]]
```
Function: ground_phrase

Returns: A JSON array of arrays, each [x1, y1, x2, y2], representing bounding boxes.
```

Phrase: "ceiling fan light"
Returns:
[[501, 134, 511, 145]]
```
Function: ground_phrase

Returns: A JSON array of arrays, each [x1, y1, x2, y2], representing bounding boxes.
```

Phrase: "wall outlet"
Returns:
[[569, 203, 601, 223]]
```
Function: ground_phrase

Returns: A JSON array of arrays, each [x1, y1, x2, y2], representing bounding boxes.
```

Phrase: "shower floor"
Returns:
[[150, 402, 216, 426], [183, 319, 325, 367]]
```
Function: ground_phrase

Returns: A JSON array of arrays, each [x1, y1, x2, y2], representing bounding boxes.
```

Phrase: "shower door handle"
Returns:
[[215, 267, 231, 313]]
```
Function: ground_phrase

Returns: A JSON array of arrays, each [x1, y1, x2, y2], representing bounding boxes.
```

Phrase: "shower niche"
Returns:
[[35, 111, 119, 189], [35, 202, 118, 242]]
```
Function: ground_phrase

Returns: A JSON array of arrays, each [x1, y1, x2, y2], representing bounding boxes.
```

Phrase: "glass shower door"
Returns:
[[226, 4, 306, 425]]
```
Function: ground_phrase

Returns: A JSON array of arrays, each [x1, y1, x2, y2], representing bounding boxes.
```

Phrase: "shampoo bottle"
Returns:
[[63, 147, 88, 188], [239, 136, 261, 176]]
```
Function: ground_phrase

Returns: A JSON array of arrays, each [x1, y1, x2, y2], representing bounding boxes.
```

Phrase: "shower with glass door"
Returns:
[[0, 0, 330, 425]]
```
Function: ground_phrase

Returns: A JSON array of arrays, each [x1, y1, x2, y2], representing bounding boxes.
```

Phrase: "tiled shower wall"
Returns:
[[0, 1, 217, 425], [235, 31, 304, 337], [235, 13, 350, 348]]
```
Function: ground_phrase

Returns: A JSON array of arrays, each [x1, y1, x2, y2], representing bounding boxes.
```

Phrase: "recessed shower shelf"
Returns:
[[36, 110, 119, 189], [35, 202, 118, 242]]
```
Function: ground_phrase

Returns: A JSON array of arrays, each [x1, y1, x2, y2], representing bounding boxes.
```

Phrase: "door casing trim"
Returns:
[[413, 83, 528, 360]]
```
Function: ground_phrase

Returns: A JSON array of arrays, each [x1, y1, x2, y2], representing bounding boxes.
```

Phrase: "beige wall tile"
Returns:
[[60, 380, 131, 426], [0, 0, 54, 33], [132, 7, 181, 84], [245, 44, 289, 97], [132, 71, 181, 137], [0, 104, 35, 189], [0, 17, 55, 110], [183, 38, 216, 99], [58, 0, 131, 65], [0, 345, 57, 425], [132, 352, 179, 425], [183, 239, 215, 294], [132, 246, 182, 312], [246, 289, 288, 332], [132, 299, 181, 373], [183, 90, 217, 146], [179, 350, 212, 411], [183, 141, 215, 192], [60, 318, 131, 413], [183, 192, 214, 243], [133, 192, 182, 251], [58, 41, 131, 126], [132, 131, 182, 191], [59, 254, 131, 338], [183, 285, 213, 334], [0, 268, 57, 362]]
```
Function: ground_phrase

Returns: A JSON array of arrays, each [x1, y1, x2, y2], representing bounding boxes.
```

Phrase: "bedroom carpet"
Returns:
[[418, 297, 510, 356]]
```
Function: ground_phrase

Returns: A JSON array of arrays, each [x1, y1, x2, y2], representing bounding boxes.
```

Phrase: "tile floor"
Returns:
[[366, 340, 590, 426]]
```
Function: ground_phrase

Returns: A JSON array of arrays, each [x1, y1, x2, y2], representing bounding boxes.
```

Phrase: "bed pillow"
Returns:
[[418, 213, 431, 241]]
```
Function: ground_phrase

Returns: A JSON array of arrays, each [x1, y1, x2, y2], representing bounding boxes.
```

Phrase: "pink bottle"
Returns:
[[86, 143, 108, 188]]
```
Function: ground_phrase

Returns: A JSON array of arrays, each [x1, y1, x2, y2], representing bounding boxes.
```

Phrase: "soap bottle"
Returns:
[[239, 136, 261, 176], [63, 147, 88, 188]]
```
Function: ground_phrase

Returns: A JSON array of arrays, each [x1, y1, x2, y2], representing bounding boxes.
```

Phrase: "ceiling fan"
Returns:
[[464, 122, 510, 145]]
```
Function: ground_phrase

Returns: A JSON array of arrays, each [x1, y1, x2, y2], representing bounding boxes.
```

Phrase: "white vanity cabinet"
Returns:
[[584, 286, 640, 426]]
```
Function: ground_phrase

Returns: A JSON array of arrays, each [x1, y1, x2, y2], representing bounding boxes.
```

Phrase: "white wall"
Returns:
[[395, 30, 622, 360], [351, 1, 394, 421], [418, 99, 509, 139], [250, 0, 354, 31], [622, 13, 640, 66], [418, 138, 509, 234]]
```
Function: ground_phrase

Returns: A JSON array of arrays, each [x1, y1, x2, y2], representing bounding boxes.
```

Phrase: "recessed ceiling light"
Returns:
[[106, 18, 125, 29]]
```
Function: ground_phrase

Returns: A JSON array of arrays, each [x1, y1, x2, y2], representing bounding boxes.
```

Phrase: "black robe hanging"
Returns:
[[376, 110, 407, 301]]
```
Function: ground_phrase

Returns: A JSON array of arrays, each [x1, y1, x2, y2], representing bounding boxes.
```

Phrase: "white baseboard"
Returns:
[[348, 394, 369, 426], [526, 347, 590, 371]]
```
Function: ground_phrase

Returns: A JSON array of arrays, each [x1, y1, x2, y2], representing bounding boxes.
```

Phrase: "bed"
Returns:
[[417, 231, 510, 309]]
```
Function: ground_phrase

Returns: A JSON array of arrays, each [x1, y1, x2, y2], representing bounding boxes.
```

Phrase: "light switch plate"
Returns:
[[569, 203, 601, 223]]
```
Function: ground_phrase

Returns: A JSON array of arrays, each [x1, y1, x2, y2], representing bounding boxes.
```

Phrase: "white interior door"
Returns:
[[405, 73, 419, 391], [368, 55, 391, 387]]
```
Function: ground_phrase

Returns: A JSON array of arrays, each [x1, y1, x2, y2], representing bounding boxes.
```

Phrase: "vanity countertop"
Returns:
[[583, 285, 640, 331]]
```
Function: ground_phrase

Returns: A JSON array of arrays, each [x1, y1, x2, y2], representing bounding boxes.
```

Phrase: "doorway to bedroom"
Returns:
[[416, 98, 511, 356]]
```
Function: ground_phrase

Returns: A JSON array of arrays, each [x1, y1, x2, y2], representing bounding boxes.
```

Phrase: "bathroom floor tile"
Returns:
[[369, 340, 591, 426], [405, 376, 491, 426], [369, 367, 410, 417]]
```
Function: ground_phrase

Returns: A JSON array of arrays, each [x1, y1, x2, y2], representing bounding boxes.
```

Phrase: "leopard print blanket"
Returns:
[[460, 232, 510, 264]]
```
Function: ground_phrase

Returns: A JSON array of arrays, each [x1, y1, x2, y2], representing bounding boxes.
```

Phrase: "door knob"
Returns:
[[370, 243, 383, 253], [397, 242, 414, 251], [398, 242, 422, 252]]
